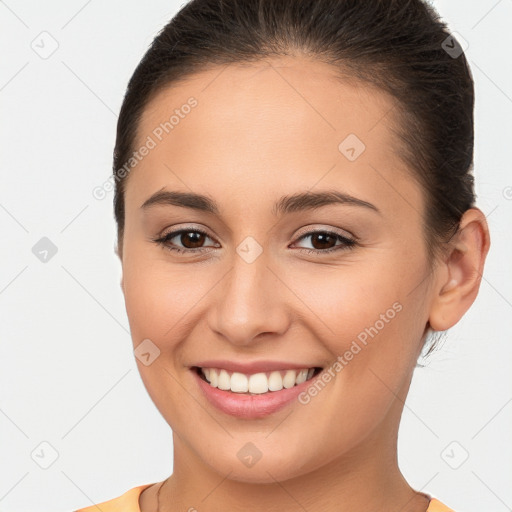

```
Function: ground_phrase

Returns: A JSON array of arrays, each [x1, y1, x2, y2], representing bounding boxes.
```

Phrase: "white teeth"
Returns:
[[296, 369, 308, 384], [200, 367, 318, 394], [268, 371, 283, 391], [230, 372, 248, 392], [283, 369, 296, 389], [248, 373, 268, 394], [217, 369, 231, 390], [209, 368, 218, 387]]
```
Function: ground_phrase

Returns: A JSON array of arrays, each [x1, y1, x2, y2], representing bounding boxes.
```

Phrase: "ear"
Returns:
[[428, 208, 491, 331]]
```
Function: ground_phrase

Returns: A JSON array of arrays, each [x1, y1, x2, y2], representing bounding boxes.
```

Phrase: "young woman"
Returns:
[[75, 0, 490, 510]]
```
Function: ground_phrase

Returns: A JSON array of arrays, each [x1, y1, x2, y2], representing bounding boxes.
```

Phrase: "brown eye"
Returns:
[[153, 228, 220, 254], [178, 231, 207, 249], [309, 232, 337, 250], [293, 230, 357, 255]]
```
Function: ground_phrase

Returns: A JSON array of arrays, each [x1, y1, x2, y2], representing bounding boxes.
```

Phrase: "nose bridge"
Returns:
[[208, 246, 289, 345]]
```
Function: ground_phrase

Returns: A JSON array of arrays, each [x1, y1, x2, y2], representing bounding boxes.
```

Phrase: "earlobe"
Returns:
[[428, 208, 490, 332]]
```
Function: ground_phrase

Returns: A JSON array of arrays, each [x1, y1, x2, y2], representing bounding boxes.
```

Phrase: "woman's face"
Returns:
[[120, 56, 436, 483]]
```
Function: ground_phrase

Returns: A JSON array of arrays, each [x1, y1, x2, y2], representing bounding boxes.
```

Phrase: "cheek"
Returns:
[[287, 256, 427, 402], [122, 249, 211, 347], [284, 256, 416, 341], [121, 254, 206, 422]]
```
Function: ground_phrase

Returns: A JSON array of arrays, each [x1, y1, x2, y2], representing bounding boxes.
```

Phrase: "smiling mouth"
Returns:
[[192, 366, 323, 395]]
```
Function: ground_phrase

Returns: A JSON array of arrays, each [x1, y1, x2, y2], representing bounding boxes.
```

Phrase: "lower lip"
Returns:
[[191, 368, 318, 419]]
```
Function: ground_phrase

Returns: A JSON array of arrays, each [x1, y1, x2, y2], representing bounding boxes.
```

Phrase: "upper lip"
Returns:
[[191, 360, 322, 374]]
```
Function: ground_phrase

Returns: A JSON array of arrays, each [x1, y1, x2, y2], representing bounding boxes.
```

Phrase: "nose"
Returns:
[[207, 251, 291, 346]]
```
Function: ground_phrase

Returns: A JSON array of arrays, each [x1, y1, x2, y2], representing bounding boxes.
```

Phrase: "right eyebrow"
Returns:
[[141, 189, 220, 214]]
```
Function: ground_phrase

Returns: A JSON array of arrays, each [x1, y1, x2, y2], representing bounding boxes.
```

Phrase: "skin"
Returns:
[[117, 55, 490, 512]]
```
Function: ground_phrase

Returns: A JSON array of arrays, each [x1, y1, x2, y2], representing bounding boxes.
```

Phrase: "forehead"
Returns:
[[126, 55, 421, 221], [138, 55, 398, 146]]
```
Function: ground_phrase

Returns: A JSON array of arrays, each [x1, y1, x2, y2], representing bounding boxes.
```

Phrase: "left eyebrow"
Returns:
[[272, 190, 381, 216], [140, 188, 381, 216]]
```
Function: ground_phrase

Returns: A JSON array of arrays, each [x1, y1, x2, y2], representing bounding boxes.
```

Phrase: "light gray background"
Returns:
[[1, 1, 511, 511]]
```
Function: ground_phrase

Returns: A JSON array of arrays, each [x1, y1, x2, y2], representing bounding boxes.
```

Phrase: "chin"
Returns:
[[200, 446, 319, 485]]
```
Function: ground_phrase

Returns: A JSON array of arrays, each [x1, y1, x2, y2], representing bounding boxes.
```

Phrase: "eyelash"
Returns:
[[151, 227, 357, 255]]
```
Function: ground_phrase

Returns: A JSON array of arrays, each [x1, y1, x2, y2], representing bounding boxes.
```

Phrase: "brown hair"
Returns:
[[113, 0, 476, 355]]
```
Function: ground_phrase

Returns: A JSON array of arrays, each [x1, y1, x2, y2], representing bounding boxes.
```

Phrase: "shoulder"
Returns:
[[73, 483, 154, 512], [427, 497, 457, 512]]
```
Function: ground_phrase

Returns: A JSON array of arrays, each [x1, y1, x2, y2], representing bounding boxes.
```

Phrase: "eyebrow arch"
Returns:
[[140, 188, 381, 216]]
